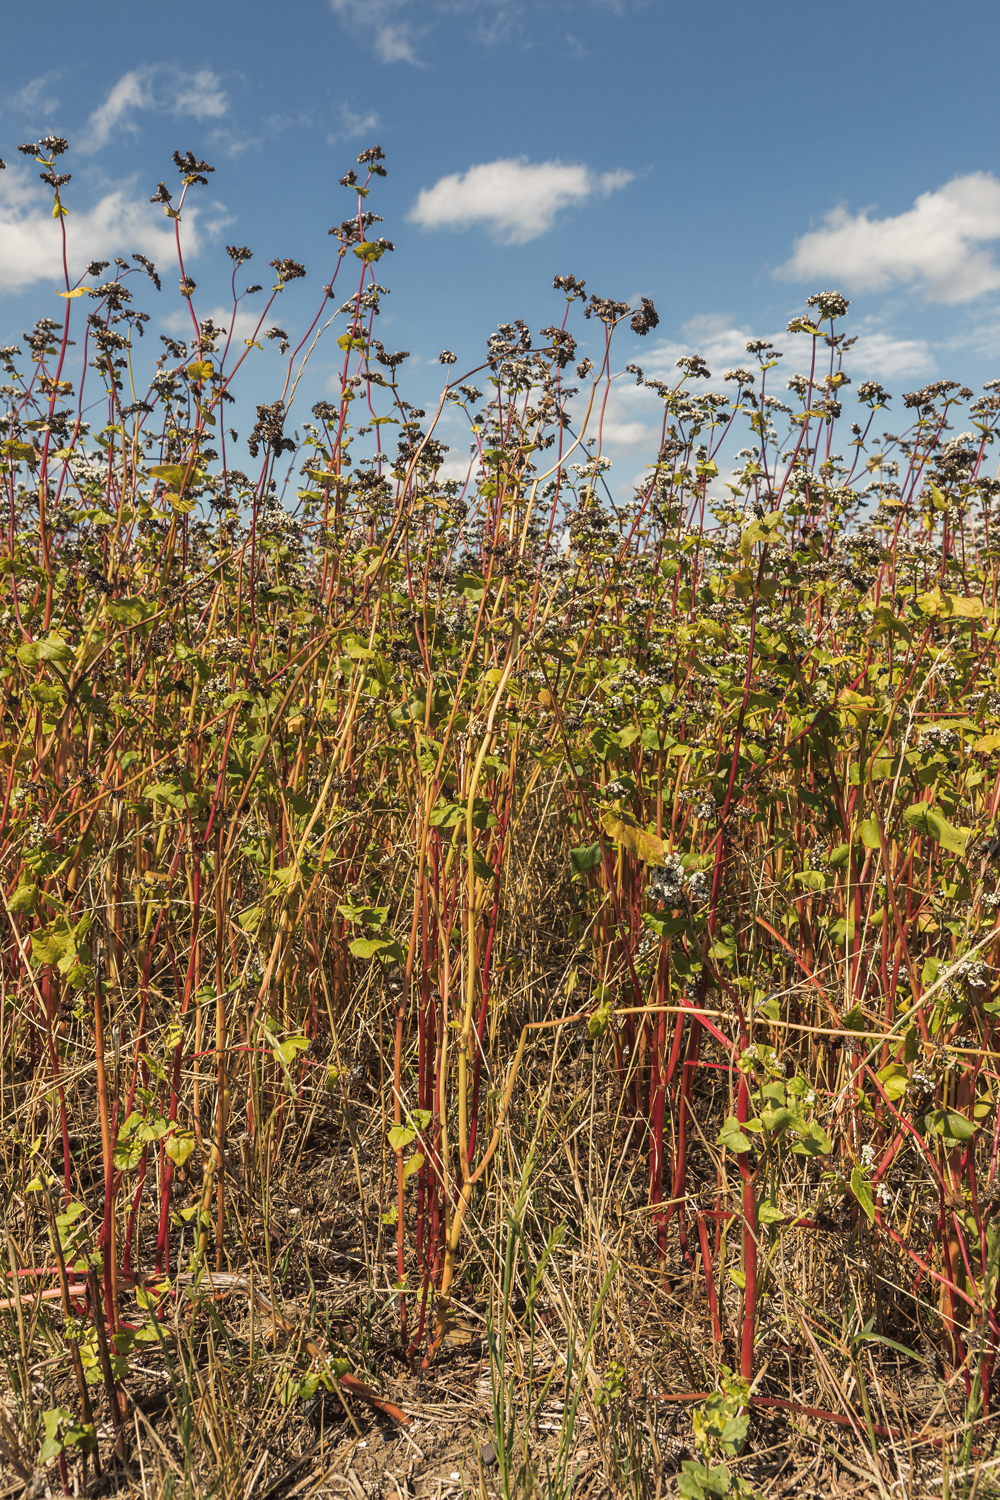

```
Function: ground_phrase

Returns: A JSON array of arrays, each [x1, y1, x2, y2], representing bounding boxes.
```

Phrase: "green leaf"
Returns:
[[454, 572, 487, 601], [148, 781, 189, 809], [757, 1202, 784, 1224], [349, 936, 405, 963], [388, 1125, 416, 1153], [164, 1130, 196, 1167], [791, 1119, 833, 1156], [903, 802, 967, 856], [570, 841, 603, 877], [642, 911, 687, 938], [588, 997, 614, 1039], [8, 882, 39, 912], [877, 1062, 909, 1102], [30, 916, 76, 966], [717, 1117, 752, 1153], [273, 1034, 310, 1067], [106, 598, 149, 625], [761, 1106, 795, 1135], [428, 801, 463, 828], [472, 849, 496, 880], [850, 1165, 876, 1223], [926, 1109, 976, 1143], [148, 464, 191, 487], [858, 817, 881, 850], [353, 241, 386, 262], [39, 1409, 73, 1464], [338, 901, 389, 928], [402, 1151, 423, 1183]]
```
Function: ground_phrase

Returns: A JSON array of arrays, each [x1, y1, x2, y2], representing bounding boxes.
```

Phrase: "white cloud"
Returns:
[[0, 162, 196, 291], [329, 0, 534, 64], [640, 314, 771, 384], [329, 0, 650, 62], [779, 173, 1000, 304], [330, 0, 425, 63], [408, 157, 633, 244], [79, 66, 229, 153], [81, 70, 152, 151], [206, 128, 259, 159], [845, 331, 935, 380], [6, 75, 61, 117], [172, 68, 228, 121], [161, 304, 277, 348], [636, 313, 935, 387], [328, 102, 380, 142]]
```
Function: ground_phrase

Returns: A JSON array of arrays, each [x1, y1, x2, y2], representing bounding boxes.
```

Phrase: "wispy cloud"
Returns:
[[5, 75, 61, 118], [79, 66, 229, 153], [80, 69, 152, 151], [0, 162, 196, 291], [408, 157, 632, 244], [329, 0, 525, 64], [328, 102, 380, 143], [330, 0, 427, 64], [329, 0, 646, 63], [779, 173, 1000, 304]]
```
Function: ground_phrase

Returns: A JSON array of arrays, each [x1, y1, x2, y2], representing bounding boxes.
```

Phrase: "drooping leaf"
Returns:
[[600, 809, 665, 865], [402, 1152, 423, 1183], [850, 1165, 876, 1223]]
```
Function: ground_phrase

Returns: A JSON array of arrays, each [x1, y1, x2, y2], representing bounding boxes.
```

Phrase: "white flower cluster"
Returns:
[[648, 855, 685, 905]]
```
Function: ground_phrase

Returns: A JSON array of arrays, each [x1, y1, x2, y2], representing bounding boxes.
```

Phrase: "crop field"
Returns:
[[3, 138, 1000, 1498]]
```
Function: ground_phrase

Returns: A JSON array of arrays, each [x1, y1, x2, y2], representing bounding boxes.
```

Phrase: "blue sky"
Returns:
[[3, 0, 1000, 490]]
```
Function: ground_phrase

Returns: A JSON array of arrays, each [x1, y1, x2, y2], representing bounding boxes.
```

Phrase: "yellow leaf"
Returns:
[[974, 731, 1000, 754], [187, 360, 213, 381], [694, 617, 725, 642], [916, 585, 984, 619], [58, 287, 88, 299], [946, 593, 985, 619], [600, 810, 665, 865], [164, 1129, 195, 1167], [837, 689, 877, 723], [164, 491, 196, 515]]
